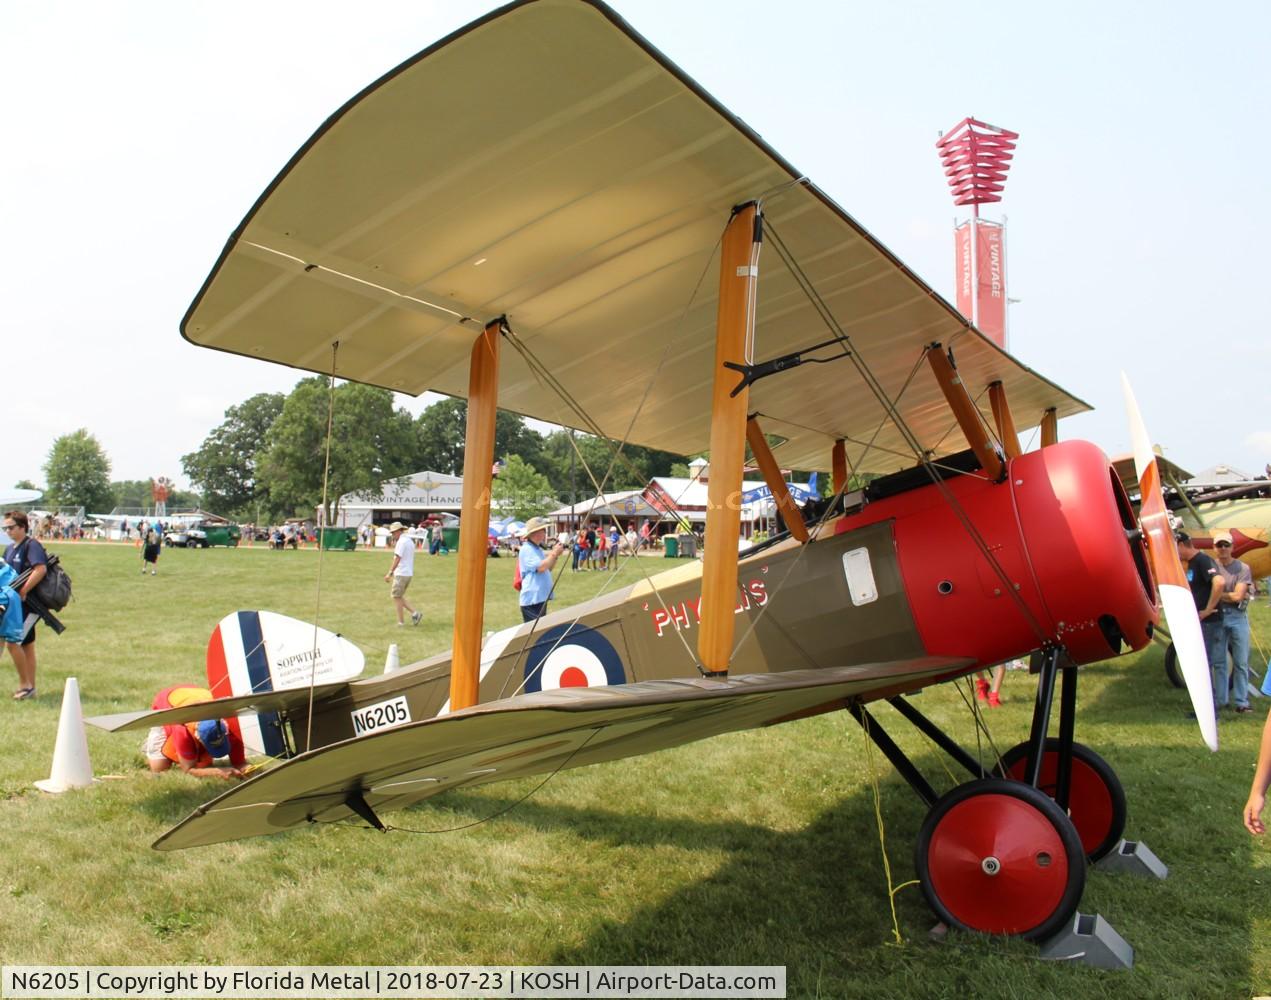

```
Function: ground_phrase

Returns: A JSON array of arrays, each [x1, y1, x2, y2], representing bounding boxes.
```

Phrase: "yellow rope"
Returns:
[[304, 340, 340, 752], [857, 709, 918, 946]]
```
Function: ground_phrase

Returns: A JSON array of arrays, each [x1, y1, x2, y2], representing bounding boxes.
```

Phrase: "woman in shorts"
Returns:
[[142, 526, 162, 575]]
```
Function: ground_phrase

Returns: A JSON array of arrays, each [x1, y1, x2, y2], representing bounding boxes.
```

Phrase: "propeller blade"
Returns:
[[1120, 373, 1217, 751]]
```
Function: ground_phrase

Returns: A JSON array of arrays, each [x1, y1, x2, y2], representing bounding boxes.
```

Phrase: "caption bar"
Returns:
[[2, 966, 785, 999]]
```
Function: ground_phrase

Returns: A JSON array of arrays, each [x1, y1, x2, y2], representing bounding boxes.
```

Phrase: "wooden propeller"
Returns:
[[1121, 373, 1217, 751]]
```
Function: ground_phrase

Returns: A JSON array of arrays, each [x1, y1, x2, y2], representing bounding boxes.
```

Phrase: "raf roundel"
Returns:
[[524, 624, 626, 694]]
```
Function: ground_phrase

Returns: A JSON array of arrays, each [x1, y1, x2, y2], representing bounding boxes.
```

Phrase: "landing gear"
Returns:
[[1166, 641, 1248, 694], [1163, 642, 1185, 689], [916, 778, 1085, 940], [850, 647, 1130, 941], [995, 738, 1126, 861]]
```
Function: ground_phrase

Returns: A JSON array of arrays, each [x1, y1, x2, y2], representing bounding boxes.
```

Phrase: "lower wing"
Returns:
[[155, 656, 972, 850]]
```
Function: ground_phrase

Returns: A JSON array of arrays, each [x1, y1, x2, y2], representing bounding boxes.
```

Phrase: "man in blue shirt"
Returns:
[[3, 511, 47, 700], [608, 525, 621, 571], [517, 517, 566, 623], [1177, 531, 1226, 712]]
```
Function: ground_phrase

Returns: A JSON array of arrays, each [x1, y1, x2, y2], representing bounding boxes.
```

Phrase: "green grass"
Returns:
[[2, 541, 1270, 998]]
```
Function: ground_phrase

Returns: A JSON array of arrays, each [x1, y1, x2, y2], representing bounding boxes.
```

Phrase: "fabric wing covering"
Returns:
[[154, 656, 971, 850], [84, 682, 353, 734], [182, 0, 1086, 474]]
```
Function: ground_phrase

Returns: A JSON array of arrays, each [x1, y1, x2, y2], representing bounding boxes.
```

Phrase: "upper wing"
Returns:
[[154, 656, 971, 850], [181, 0, 1086, 474], [85, 681, 352, 733]]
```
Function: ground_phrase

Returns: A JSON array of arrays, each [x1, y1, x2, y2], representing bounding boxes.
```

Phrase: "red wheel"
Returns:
[[995, 739, 1127, 862], [916, 779, 1085, 941]]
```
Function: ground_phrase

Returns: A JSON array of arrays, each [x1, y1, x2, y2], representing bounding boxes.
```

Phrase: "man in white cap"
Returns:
[[517, 517, 566, 623], [1210, 529, 1254, 713], [383, 522, 423, 627]]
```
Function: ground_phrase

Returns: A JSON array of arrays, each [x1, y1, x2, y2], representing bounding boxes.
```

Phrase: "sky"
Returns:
[[4, 0, 1269, 495]]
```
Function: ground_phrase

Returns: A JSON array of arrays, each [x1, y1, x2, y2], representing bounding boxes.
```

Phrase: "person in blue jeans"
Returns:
[[1211, 530, 1254, 713], [3, 511, 47, 699], [1177, 531, 1226, 714], [517, 517, 566, 622]]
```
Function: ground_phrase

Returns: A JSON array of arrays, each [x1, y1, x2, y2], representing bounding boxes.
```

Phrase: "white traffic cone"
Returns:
[[35, 677, 96, 793], [383, 643, 401, 674]]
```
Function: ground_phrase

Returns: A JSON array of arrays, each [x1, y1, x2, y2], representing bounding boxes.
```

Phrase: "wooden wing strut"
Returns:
[[698, 203, 762, 678], [926, 346, 1006, 481], [1040, 408, 1059, 448], [832, 439, 848, 494], [988, 380, 1022, 459], [746, 416, 808, 543], [449, 319, 501, 712]]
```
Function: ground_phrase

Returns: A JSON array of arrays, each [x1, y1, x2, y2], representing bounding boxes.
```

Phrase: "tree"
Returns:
[[110, 480, 155, 509], [412, 398, 467, 474], [43, 429, 112, 511], [182, 392, 285, 516], [412, 399, 544, 475], [491, 454, 555, 521], [257, 378, 416, 523], [538, 430, 683, 500], [111, 480, 201, 511], [14, 479, 38, 491]]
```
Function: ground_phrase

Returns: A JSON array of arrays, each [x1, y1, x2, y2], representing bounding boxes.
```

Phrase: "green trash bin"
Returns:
[[442, 526, 460, 553], [319, 527, 358, 551], [662, 534, 679, 558], [202, 524, 241, 547]]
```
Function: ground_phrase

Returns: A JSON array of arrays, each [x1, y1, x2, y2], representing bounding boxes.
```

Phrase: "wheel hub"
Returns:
[[980, 856, 1001, 875]]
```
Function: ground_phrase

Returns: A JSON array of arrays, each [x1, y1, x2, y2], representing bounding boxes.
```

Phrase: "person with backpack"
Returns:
[[141, 525, 162, 575], [516, 517, 566, 623], [3, 511, 46, 700]]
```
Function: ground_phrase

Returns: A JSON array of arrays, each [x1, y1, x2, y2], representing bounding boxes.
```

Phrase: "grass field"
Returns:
[[1, 540, 1269, 998]]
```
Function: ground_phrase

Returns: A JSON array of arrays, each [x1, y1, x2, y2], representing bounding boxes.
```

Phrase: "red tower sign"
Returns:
[[151, 476, 172, 517], [937, 118, 1018, 349]]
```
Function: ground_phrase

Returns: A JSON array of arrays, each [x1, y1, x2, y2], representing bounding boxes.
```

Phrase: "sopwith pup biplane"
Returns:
[[90, 0, 1217, 942]]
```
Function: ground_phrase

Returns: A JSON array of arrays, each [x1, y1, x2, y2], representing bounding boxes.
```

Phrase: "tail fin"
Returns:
[[206, 611, 365, 755]]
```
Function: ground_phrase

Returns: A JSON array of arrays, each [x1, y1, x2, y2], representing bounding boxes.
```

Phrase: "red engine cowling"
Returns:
[[838, 440, 1157, 666]]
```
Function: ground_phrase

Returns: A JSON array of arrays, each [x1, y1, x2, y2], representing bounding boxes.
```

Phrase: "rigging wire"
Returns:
[[954, 673, 1005, 774], [496, 335, 702, 694], [841, 350, 931, 478], [925, 380, 998, 459], [1022, 424, 1040, 453], [491, 217, 732, 688], [762, 218, 1050, 647], [305, 340, 340, 753], [327, 728, 603, 835]]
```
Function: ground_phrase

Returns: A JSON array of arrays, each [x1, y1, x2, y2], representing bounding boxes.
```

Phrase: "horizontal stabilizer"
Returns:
[[86, 681, 352, 733], [155, 655, 972, 850]]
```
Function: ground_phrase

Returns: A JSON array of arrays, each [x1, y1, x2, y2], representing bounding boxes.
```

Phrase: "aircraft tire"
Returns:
[[993, 739, 1127, 862], [916, 778, 1085, 941], [1164, 643, 1185, 689], [1167, 642, 1238, 693]]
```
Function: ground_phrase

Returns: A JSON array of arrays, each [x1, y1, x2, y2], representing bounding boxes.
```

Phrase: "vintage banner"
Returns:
[[975, 220, 1006, 346], [954, 221, 973, 321]]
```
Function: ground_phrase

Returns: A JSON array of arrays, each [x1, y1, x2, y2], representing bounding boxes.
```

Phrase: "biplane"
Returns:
[[1111, 453, 1269, 689], [1113, 452, 1270, 581], [88, 0, 1216, 942]]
